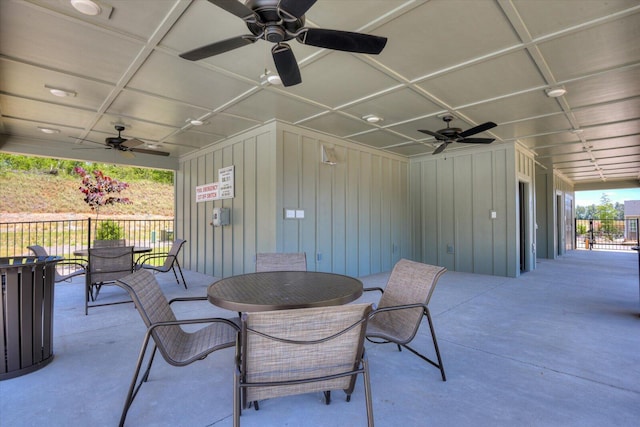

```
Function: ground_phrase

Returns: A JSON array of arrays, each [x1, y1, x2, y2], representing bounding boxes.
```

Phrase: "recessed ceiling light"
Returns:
[[189, 119, 204, 126], [70, 0, 101, 16], [38, 127, 60, 134], [45, 85, 76, 97], [363, 114, 382, 124], [545, 87, 567, 97]]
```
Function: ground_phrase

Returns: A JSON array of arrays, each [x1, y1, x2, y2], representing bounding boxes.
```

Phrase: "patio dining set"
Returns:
[[118, 252, 446, 427], [2, 247, 449, 427]]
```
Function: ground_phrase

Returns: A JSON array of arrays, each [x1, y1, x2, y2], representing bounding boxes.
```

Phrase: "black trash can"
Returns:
[[1, 255, 61, 380]]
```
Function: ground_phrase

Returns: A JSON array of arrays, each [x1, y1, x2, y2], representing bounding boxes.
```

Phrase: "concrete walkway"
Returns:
[[1, 250, 639, 426]]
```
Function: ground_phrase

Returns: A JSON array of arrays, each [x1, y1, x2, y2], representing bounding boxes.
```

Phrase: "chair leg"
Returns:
[[119, 332, 155, 427], [323, 391, 331, 405], [174, 260, 187, 289], [233, 370, 241, 427], [362, 356, 374, 427], [401, 309, 446, 381]]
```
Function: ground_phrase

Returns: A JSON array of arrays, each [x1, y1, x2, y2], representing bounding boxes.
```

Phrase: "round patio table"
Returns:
[[73, 247, 152, 257], [207, 271, 363, 312]]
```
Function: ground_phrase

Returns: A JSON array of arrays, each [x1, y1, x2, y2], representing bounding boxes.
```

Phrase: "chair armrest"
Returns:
[[135, 253, 168, 265], [147, 316, 240, 332], [168, 296, 207, 305], [369, 302, 428, 319], [363, 287, 384, 294]]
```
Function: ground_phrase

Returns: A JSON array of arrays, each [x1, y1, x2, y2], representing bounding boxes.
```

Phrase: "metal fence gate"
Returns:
[[575, 218, 639, 251]]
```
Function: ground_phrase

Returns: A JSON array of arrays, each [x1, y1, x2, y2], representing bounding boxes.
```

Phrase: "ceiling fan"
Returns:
[[418, 116, 497, 155], [74, 125, 170, 157], [179, 0, 388, 87]]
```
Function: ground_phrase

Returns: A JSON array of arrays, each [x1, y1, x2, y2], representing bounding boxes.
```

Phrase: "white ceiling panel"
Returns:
[[126, 51, 256, 109], [421, 50, 545, 108], [223, 89, 326, 123], [0, 1, 144, 82], [348, 129, 411, 149], [342, 88, 441, 126], [285, 54, 399, 108], [375, 0, 520, 81], [538, 13, 640, 82], [300, 113, 372, 137], [108, 90, 210, 128], [0, 0, 637, 186]]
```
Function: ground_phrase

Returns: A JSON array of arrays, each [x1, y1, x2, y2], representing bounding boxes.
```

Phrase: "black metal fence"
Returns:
[[0, 218, 175, 260], [575, 218, 639, 251]]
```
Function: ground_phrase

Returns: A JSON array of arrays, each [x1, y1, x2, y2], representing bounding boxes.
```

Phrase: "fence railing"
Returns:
[[575, 218, 639, 251], [0, 218, 175, 261]]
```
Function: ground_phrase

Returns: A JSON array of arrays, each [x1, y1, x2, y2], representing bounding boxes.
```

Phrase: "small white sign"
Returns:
[[195, 182, 218, 203]]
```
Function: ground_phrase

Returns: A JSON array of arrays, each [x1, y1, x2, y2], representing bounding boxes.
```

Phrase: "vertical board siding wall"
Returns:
[[410, 143, 521, 277], [176, 126, 276, 278], [176, 122, 410, 278]]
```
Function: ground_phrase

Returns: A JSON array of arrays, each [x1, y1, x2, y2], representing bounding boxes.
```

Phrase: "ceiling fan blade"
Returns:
[[180, 35, 257, 61], [459, 137, 495, 144], [298, 28, 387, 54], [207, 0, 257, 22], [130, 147, 170, 157], [418, 129, 448, 141], [279, 0, 317, 20], [272, 43, 302, 87], [433, 142, 449, 155], [122, 138, 144, 148], [459, 121, 497, 138]]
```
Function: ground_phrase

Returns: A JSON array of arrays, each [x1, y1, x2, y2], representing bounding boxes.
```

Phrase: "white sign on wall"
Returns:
[[195, 182, 218, 202], [195, 165, 235, 203]]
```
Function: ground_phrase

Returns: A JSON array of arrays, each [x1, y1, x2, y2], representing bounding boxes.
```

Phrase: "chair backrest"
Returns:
[[240, 303, 372, 403], [87, 246, 134, 284], [116, 270, 184, 362], [374, 259, 447, 342], [163, 239, 186, 268], [255, 252, 307, 272], [27, 245, 49, 257], [93, 239, 126, 247]]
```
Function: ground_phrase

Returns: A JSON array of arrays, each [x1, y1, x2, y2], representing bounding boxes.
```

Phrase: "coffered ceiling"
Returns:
[[1, 0, 639, 189]]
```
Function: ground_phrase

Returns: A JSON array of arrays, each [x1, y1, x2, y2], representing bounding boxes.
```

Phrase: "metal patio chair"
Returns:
[[235, 303, 374, 427], [365, 258, 448, 381], [116, 270, 239, 427], [27, 244, 86, 283], [255, 252, 307, 272], [135, 239, 187, 289], [85, 246, 135, 315]]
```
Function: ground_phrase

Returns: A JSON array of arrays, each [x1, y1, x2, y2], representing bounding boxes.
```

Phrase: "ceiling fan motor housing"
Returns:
[[246, 0, 304, 42]]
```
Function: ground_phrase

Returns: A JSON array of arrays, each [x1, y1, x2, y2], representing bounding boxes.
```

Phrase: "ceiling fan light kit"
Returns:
[[179, 0, 387, 87]]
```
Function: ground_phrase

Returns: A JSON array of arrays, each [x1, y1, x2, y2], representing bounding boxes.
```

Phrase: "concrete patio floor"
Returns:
[[1, 250, 639, 427]]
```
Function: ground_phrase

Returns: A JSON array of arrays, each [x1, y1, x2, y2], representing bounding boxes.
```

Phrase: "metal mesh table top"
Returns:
[[207, 271, 363, 312]]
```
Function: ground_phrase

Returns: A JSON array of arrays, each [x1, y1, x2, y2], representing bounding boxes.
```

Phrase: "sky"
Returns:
[[575, 188, 640, 206]]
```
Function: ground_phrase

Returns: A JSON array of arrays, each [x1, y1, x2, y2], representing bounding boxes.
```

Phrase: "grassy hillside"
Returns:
[[0, 171, 174, 217]]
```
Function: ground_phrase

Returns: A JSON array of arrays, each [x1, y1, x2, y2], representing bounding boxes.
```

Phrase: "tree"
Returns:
[[595, 193, 619, 239], [74, 166, 132, 217]]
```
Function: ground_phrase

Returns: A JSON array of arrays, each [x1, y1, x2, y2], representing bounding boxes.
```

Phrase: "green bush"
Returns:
[[96, 220, 123, 240]]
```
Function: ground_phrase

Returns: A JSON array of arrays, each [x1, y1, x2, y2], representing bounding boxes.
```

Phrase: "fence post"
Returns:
[[87, 217, 92, 249]]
